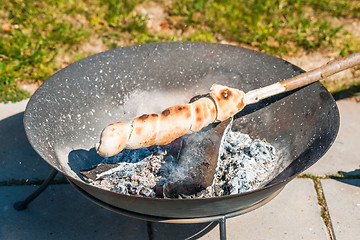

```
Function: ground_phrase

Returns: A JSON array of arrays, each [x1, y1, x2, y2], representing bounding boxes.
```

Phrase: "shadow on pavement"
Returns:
[[1, 184, 217, 239], [333, 169, 360, 188], [0, 112, 58, 182]]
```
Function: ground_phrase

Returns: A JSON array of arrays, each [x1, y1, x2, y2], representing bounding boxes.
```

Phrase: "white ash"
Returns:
[[208, 131, 278, 197], [85, 146, 176, 198], [85, 131, 279, 198]]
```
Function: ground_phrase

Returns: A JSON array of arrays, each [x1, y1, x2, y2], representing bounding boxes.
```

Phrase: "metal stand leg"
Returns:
[[13, 168, 58, 210], [219, 216, 227, 240]]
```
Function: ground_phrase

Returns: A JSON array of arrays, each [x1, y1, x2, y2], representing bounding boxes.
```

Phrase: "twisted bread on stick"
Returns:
[[95, 84, 245, 157]]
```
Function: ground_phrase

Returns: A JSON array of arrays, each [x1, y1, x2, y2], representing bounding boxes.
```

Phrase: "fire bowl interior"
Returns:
[[24, 42, 339, 218]]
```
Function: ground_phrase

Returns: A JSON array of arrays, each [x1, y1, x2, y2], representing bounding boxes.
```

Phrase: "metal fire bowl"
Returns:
[[24, 42, 339, 219]]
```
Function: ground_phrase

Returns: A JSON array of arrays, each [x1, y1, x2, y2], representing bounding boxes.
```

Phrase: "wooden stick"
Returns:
[[244, 51, 360, 105]]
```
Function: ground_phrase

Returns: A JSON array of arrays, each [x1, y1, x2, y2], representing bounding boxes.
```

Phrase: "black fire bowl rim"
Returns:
[[24, 41, 340, 202]]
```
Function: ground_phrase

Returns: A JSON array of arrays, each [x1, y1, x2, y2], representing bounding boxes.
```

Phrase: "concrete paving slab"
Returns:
[[0, 99, 29, 119], [152, 179, 329, 240], [0, 99, 64, 182], [0, 184, 148, 240], [321, 179, 360, 240], [305, 99, 360, 177]]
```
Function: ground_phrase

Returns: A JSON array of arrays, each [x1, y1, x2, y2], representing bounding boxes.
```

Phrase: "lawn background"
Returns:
[[1, 0, 359, 103]]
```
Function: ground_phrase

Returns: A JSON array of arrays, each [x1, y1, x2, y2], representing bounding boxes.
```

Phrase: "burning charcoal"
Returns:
[[81, 147, 167, 195], [249, 140, 273, 161], [230, 176, 250, 194], [139, 186, 152, 197], [82, 119, 280, 199], [113, 181, 128, 195], [128, 185, 138, 195], [210, 129, 280, 197]]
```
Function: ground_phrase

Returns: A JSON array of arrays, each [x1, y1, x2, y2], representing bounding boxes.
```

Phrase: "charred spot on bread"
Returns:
[[220, 89, 231, 99], [162, 109, 171, 116], [138, 114, 149, 120], [151, 113, 158, 117], [177, 106, 183, 111]]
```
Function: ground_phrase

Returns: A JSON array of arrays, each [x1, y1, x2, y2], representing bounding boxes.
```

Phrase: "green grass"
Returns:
[[167, 0, 360, 54], [0, 0, 149, 102], [1, 0, 360, 102], [0, 0, 89, 102]]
